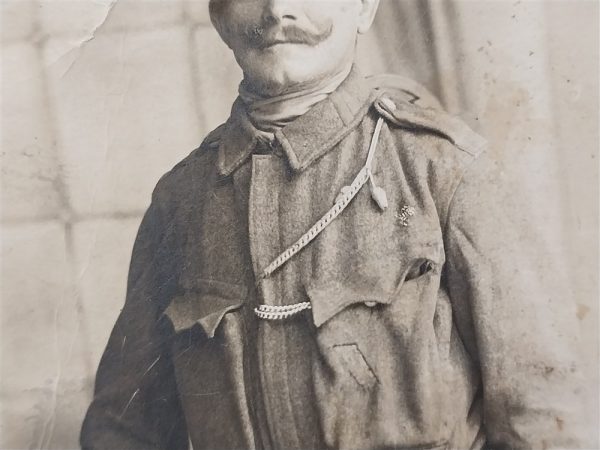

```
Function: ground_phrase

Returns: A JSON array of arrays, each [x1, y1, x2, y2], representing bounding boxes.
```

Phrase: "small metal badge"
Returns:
[[395, 205, 416, 226]]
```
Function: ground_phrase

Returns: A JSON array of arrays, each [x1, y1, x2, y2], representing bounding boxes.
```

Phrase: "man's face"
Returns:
[[210, 0, 379, 96]]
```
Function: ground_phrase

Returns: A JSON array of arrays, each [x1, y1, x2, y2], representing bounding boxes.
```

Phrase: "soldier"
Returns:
[[81, 0, 586, 449]]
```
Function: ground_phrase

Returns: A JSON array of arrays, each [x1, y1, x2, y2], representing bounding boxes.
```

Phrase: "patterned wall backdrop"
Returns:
[[1, 1, 597, 448]]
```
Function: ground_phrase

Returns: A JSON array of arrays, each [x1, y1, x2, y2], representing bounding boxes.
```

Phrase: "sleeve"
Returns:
[[80, 182, 189, 450], [443, 149, 591, 448]]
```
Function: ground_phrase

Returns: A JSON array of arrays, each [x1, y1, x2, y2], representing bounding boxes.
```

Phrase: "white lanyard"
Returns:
[[255, 117, 386, 320]]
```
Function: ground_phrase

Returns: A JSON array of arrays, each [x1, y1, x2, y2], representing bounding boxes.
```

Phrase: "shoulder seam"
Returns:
[[441, 149, 486, 236], [151, 141, 215, 202], [200, 123, 226, 152]]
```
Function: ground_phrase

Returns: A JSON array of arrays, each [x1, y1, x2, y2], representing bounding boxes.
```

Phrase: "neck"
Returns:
[[238, 63, 353, 134]]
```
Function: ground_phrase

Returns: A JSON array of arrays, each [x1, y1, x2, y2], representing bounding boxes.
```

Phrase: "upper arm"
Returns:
[[443, 150, 588, 448], [81, 183, 188, 450]]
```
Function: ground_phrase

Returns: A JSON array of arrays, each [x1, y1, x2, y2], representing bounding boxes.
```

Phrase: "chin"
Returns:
[[241, 51, 323, 96], [244, 67, 299, 96]]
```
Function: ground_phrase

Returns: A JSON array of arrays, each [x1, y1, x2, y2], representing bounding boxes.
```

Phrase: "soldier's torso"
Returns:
[[158, 74, 487, 450]]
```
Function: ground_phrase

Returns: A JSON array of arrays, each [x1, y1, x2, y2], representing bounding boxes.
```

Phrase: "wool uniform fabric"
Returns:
[[81, 67, 586, 450]]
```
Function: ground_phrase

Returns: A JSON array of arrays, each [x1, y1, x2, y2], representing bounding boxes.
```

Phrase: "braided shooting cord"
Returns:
[[254, 116, 386, 320]]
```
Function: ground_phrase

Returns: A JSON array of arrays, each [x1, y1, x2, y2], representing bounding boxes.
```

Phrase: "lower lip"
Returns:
[[262, 41, 305, 49], [260, 45, 306, 54]]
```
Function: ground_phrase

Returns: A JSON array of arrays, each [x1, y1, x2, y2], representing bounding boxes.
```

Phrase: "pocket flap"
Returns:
[[163, 279, 247, 337], [306, 280, 393, 327]]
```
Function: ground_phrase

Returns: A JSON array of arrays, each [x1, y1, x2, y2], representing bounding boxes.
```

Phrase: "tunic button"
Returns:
[[365, 301, 377, 307]]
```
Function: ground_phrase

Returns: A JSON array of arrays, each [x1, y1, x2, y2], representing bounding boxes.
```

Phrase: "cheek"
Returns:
[[303, 1, 359, 36], [214, 1, 262, 41]]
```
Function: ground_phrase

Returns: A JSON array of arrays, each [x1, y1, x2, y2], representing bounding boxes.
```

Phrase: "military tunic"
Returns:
[[81, 68, 586, 450]]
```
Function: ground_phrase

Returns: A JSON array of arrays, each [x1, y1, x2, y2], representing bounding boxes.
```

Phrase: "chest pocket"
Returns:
[[163, 279, 247, 338], [308, 257, 437, 328], [162, 280, 258, 450]]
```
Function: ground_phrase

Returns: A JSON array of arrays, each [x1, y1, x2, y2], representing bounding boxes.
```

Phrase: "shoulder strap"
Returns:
[[374, 95, 487, 157]]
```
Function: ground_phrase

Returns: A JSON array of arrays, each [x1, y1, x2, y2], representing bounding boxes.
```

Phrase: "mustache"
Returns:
[[243, 22, 333, 49]]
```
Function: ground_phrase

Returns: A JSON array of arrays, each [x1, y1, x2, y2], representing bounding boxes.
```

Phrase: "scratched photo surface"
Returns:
[[1, 0, 598, 449]]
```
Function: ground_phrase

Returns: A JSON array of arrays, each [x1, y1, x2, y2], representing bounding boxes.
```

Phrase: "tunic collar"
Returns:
[[216, 66, 379, 177]]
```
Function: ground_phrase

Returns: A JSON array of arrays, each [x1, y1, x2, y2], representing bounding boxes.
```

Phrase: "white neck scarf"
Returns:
[[238, 63, 353, 135]]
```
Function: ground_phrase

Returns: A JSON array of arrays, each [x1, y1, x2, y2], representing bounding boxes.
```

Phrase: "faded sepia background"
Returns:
[[1, 0, 598, 448]]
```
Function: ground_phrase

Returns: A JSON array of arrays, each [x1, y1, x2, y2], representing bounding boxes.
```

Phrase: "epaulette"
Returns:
[[367, 74, 487, 157], [366, 73, 442, 109]]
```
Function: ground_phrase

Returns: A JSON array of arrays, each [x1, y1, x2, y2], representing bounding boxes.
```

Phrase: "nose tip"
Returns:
[[262, 0, 297, 24]]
